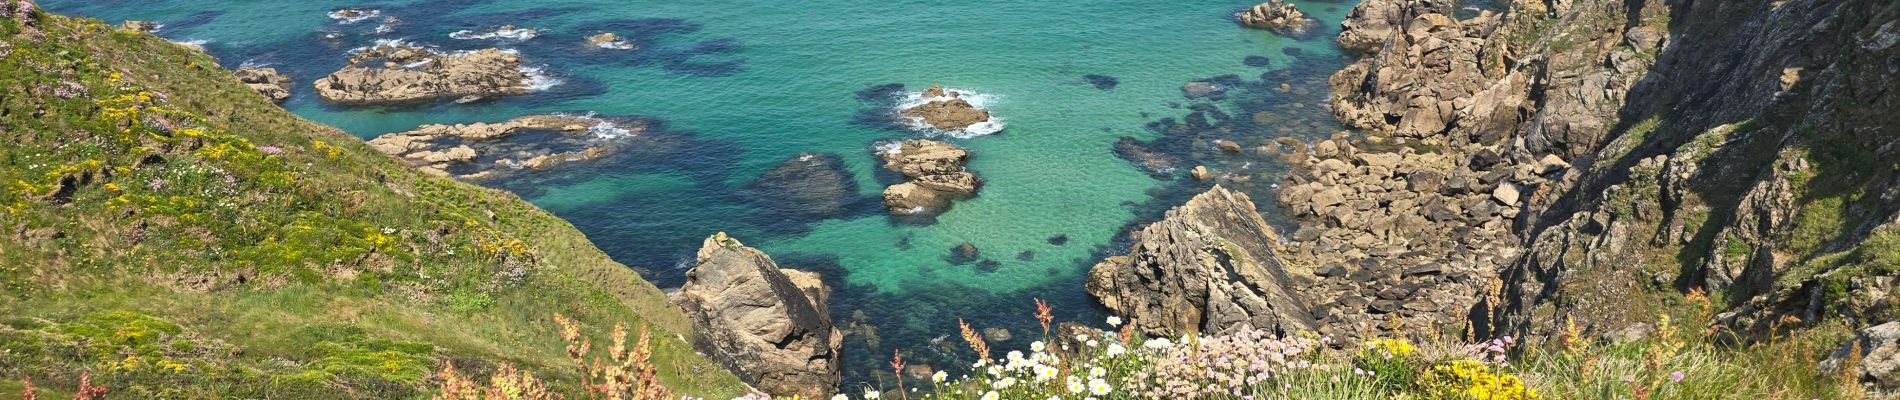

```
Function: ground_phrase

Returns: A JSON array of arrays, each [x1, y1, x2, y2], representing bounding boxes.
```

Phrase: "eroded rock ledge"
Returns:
[[1086, 185, 1317, 337], [366, 114, 632, 180], [313, 41, 534, 105], [673, 232, 842, 399]]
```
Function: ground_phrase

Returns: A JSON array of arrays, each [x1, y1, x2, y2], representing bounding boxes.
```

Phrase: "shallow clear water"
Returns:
[[45, 0, 1355, 383]]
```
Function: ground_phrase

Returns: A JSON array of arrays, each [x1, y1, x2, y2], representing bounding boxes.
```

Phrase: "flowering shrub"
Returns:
[[1419, 359, 1539, 400]]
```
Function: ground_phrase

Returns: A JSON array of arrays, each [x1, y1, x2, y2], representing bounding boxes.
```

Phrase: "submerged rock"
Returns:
[[1086, 186, 1317, 337], [673, 232, 842, 399], [1236, 1, 1318, 37], [313, 41, 536, 105], [899, 85, 992, 131], [233, 66, 292, 103], [1083, 74, 1120, 90], [1182, 81, 1225, 99], [367, 114, 633, 179], [878, 140, 980, 216], [743, 152, 861, 219]]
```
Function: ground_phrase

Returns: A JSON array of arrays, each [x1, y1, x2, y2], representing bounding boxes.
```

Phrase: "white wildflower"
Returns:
[[1088, 378, 1112, 396], [980, 391, 999, 400], [1030, 340, 1046, 352], [1107, 316, 1122, 326], [932, 371, 947, 383]]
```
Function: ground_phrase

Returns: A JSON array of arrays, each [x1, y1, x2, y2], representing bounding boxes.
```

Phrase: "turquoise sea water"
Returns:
[[44, 0, 1355, 383]]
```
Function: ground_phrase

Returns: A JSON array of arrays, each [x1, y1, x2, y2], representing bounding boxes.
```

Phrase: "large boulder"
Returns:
[[313, 42, 533, 105], [1086, 185, 1318, 337], [673, 233, 842, 399]]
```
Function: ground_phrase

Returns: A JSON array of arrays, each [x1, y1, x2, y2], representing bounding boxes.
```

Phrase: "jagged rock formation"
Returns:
[[367, 114, 630, 179], [1086, 186, 1317, 337], [900, 85, 991, 130], [878, 140, 980, 216], [1291, 0, 1900, 373], [1235, 0, 1317, 37], [673, 233, 842, 399], [233, 66, 291, 103], [313, 41, 533, 105]]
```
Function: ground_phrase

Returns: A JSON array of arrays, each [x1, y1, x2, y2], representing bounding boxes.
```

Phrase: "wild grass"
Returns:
[[0, 6, 740, 398]]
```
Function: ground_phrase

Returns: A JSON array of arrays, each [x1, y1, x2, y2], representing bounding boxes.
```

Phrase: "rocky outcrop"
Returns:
[[233, 66, 291, 103], [367, 114, 632, 179], [313, 41, 534, 105], [673, 232, 842, 399], [1086, 186, 1317, 337], [899, 85, 991, 131], [120, 20, 158, 32], [1235, 1, 1317, 37], [878, 140, 980, 216], [1823, 322, 1900, 392]]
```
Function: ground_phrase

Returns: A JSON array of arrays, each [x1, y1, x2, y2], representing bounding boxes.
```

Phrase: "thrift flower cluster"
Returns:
[[1125, 327, 1319, 398]]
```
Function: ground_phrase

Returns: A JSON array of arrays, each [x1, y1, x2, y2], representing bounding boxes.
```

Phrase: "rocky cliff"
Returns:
[[673, 232, 843, 399], [1297, 0, 1900, 368]]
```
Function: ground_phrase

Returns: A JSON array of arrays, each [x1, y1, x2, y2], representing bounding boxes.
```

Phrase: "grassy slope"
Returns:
[[0, 8, 742, 399]]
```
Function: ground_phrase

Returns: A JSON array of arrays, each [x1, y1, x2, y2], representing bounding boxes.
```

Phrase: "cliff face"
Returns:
[[1297, 0, 1900, 347], [674, 233, 843, 399], [1086, 186, 1317, 337], [0, 5, 742, 397]]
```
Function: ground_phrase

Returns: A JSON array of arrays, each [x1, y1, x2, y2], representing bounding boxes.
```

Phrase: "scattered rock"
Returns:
[[982, 327, 1013, 343], [1492, 183, 1520, 207], [673, 232, 842, 399], [1215, 140, 1244, 153], [1243, 55, 1272, 67], [1191, 165, 1213, 181]]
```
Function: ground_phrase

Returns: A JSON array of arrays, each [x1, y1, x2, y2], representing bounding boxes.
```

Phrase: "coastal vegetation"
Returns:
[[0, 4, 740, 397]]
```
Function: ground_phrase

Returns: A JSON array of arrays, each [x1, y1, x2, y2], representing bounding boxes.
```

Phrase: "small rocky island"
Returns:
[[878, 140, 980, 216], [899, 85, 992, 131], [233, 66, 291, 103], [587, 32, 636, 49], [1235, 0, 1317, 37], [313, 41, 536, 105], [366, 114, 633, 180], [673, 232, 842, 399]]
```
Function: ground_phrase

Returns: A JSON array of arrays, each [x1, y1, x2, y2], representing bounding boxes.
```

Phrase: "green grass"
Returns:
[[0, 9, 741, 398]]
